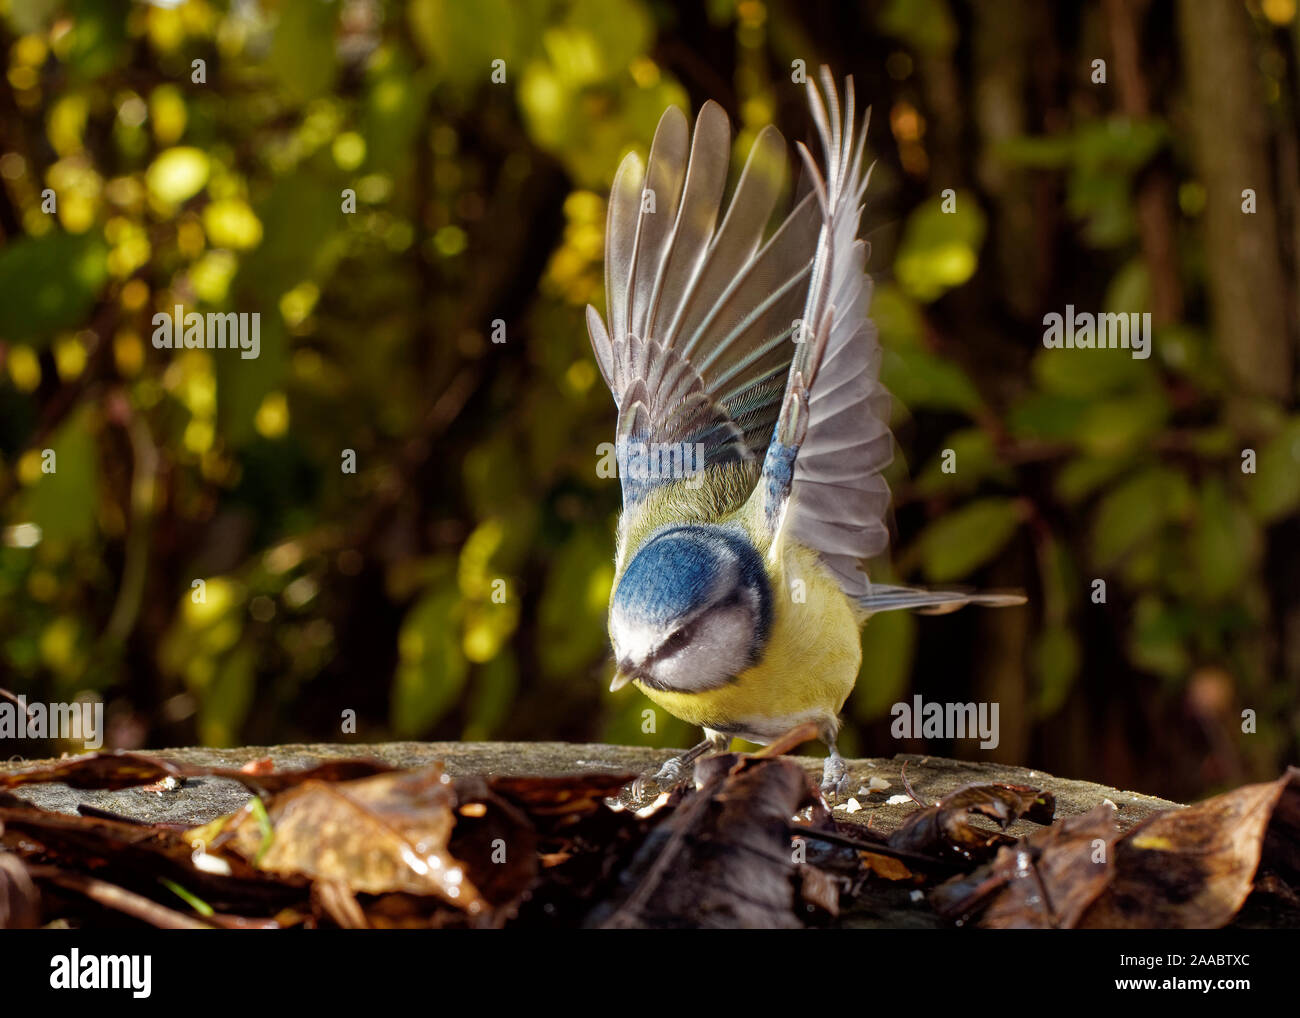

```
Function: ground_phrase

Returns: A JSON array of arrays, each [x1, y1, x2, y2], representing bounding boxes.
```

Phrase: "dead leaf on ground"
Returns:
[[190, 764, 485, 914], [931, 804, 1117, 928], [889, 783, 1056, 864], [591, 754, 823, 929], [1080, 767, 1300, 929]]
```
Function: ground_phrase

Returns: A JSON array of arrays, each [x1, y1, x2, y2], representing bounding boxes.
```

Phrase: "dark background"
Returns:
[[0, 0, 1297, 802]]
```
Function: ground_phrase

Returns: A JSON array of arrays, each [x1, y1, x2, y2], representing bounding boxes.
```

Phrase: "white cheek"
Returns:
[[652, 606, 752, 691], [609, 612, 658, 666]]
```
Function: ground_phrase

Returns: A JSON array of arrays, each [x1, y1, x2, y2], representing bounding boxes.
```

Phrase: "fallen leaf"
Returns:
[[1080, 768, 1300, 928], [591, 754, 819, 929], [889, 783, 1056, 864], [194, 765, 485, 913], [931, 804, 1117, 928]]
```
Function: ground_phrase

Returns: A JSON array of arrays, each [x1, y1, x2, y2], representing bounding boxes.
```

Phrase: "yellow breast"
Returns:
[[635, 541, 861, 741]]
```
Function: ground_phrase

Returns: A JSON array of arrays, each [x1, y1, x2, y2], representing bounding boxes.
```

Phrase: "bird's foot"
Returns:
[[630, 754, 692, 802], [821, 752, 850, 799]]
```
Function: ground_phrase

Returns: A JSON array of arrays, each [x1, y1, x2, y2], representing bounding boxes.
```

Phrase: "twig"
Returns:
[[787, 823, 963, 873], [26, 866, 213, 929]]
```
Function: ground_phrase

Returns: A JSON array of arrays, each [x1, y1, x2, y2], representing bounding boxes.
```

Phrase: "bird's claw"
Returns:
[[821, 754, 849, 799], [630, 755, 689, 802]]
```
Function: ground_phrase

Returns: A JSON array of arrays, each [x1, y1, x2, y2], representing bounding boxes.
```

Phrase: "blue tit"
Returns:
[[587, 68, 1024, 796]]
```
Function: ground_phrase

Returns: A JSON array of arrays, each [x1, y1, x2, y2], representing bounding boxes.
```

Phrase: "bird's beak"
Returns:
[[609, 665, 636, 692]]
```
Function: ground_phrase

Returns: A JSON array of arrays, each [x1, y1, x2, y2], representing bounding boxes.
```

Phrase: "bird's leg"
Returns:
[[631, 730, 729, 800], [820, 737, 850, 799]]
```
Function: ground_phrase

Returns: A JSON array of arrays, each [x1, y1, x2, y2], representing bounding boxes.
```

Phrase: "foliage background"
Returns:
[[0, 0, 1297, 802]]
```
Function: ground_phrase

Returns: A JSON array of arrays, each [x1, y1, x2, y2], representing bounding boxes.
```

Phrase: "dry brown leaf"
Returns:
[[931, 804, 1118, 928], [1080, 769, 1300, 928], [196, 764, 485, 914]]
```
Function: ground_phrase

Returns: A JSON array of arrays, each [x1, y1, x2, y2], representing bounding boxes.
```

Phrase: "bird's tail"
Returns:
[[857, 584, 1026, 615]]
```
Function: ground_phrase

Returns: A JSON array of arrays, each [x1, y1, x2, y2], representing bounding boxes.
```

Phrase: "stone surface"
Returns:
[[1, 741, 1181, 832]]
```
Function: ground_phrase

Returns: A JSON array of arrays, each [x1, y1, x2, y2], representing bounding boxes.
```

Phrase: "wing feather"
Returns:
[[588, 102, 822, 506], [779, 72, 894, 598]]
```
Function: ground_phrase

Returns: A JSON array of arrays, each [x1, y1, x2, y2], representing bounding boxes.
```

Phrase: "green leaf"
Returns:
[[410, 0, 540, 87], [1103, 258, 1149, 316], [894, 192, 986, 302], [996, 133, 1075, 169], [1076, 389, 1170, 457], [882, 346, 983, 415], [917, 497, 1020, 582], [1191, 480, 1258, 601], [15, 406, 98, 544], [146, 147, 210, 206], [1007, 391, 1091, 441], [0, 232, 107, 344], [1036, 534, 1078, 620], [872, 285, 924, 350], [852, 608, 916, 721], [463, 654, 518, 741], [602, 689, 695, 749], [538, 529, 613, 678], [878, 0, 956, 55], [1246, 418, 1300, 523], [1032, 342, 1146, 398], [198, 645, 256, 747], [1128, 595, 1191, 679], [363, 46, 435, 175], [913, 428, 1009, 496], [1090, 467, 1189, 569], [269, 0, 338, 103], [392, 588, 468, 737], [64, 0, 129, 80], [1055, 455, 1135, 504], [1032, 624, 1080, 717]]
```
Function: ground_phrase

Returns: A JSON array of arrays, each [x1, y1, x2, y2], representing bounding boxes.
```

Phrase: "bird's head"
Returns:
[[608, 525, 773, 694]]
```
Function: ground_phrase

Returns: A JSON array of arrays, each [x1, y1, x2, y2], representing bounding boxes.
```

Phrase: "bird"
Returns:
[[586, 68, 1024, 797]]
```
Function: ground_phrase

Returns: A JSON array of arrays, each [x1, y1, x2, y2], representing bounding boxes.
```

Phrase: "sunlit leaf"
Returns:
[[538, 529, 612, 679], [198, 645, 256, 747], [392, 588, 468, 737], [917, 497, 1020, 582], [145, 147, 210, 206], [894, 192, 985, 302], [202, 198, 263, 250]]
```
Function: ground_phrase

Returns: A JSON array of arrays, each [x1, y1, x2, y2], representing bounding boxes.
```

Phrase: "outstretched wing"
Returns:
[[761, 72, 1025, 615], [763, 71, 893, 599], [587, 101, 823, 506]]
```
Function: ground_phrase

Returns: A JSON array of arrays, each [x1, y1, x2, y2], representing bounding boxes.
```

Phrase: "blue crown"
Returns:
[[613, 525, 773, 643]]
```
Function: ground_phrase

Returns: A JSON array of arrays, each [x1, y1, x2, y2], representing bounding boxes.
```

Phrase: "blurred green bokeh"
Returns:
[[0, 0, 1297, 802]]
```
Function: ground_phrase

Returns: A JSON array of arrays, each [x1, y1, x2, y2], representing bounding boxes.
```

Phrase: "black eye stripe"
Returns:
[[650, 620, 697, 661]]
